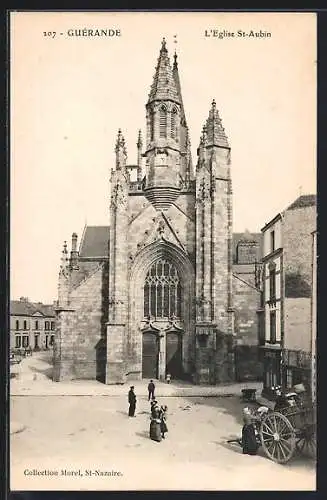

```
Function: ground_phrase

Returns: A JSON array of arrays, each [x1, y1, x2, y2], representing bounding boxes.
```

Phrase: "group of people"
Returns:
[[150, 399, 168, 442], [127, 380, 168, 442]]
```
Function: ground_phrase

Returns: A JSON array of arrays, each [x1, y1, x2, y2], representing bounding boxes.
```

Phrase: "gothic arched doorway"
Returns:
[[142, 332, 159, 379], [129, 240, 195, 382]]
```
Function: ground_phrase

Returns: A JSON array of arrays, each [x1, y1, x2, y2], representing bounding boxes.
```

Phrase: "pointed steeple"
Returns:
[[205, 99, 229, 148], [148, 38, 180, 104], [172, 51, 186, 124]]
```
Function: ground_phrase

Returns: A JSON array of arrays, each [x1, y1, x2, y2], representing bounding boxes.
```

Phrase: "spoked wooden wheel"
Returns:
[[296, 424, 317, 459], [259, 411, 296, 464]]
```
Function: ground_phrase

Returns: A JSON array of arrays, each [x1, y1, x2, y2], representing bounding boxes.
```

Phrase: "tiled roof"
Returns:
[[287, 194, 317, 211], [79, 226, 110, 258], [11, 300, 55, 317]]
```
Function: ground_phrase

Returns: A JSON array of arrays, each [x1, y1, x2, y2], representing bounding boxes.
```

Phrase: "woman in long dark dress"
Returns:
[[128, 386, 136, 417], [241, 407, 259, 455], [160, 405, 168, 439], [150, 401, 162, 442]]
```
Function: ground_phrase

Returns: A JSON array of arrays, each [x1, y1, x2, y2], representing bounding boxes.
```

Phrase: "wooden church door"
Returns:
[[166, 332, 182, 379], [142, 332, 159, 379]]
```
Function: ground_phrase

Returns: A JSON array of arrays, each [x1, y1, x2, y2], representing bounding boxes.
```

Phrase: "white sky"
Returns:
[[10, 11, 317, 303]]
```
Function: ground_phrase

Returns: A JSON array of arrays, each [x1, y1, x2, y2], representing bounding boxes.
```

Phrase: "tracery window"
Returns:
[[150, 111, 155, 141], [159, 107, 167, 138], [171, 108, 177, 139], [144, 259, 181, 318]]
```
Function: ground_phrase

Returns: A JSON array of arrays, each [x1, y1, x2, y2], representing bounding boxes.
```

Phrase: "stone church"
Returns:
[[53, 39, 261, 385]]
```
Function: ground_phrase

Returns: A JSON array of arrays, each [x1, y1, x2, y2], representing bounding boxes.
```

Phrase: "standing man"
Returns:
[[128, 386, 136, 417], [148, 380, 155, 401]]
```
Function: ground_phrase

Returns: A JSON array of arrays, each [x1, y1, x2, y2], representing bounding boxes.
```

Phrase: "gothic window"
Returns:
[[144, 259, 181, 318], [159, 107, 167, 138], [171, 108, 177, 139], [150, 111, 155, 141]]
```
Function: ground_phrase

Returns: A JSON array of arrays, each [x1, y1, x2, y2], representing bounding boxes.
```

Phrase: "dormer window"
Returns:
[[159, 106, 167, 138]]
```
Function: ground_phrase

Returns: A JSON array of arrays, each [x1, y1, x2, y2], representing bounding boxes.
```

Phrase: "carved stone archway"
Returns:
[[128, 239, 195, 380]]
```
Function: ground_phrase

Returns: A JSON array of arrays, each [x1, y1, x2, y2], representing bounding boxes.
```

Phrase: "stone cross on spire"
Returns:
[[173, 34, 178, 65]]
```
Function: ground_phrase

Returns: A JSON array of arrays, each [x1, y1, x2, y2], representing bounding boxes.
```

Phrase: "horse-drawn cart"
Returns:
[[228, 388, 316, 465], [259, 403, 316, 464]]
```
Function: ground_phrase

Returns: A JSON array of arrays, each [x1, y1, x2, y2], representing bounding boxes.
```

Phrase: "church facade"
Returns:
[[53, 39, 261, 385]]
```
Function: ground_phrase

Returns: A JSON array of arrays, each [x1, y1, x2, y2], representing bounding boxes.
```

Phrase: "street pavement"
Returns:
[[10, 353, 316, 491]]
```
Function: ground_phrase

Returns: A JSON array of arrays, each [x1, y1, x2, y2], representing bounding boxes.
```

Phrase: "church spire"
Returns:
[[204, 99, 229, 148], [172, 50, 186, 124], [147, 38, 180, 104]]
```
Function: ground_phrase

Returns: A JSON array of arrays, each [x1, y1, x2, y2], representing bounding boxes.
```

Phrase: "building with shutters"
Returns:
[[260, 194, 317, 397], [10, 297, 56, 351], [53, 39, 262, 385]]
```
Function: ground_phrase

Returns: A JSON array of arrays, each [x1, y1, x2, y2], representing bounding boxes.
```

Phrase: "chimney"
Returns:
[[70, 233, 79, 270]]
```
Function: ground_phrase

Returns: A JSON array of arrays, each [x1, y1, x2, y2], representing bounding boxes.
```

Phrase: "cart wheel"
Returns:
[[296, 424, 316, 459], [259, 411, 296, 464]]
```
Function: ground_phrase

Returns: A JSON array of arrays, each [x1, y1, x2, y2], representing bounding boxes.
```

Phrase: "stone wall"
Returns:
[[283, 205, 316, 297], [284, 297, 311, 352], [232, 263, 263, 381], [53, 263, 108, 381], [233, 264, 261, 345]]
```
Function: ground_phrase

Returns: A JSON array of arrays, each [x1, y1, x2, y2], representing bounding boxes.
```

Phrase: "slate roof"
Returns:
[[79, 226, 110, 258], [286, 194, 317, 211], [11, 300, 55, 317], [77, 225, 262, 262]]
